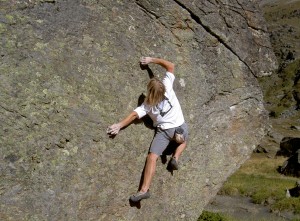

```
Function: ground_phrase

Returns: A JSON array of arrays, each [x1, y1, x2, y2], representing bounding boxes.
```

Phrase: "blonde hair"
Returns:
[[145, 78, 166, 106]]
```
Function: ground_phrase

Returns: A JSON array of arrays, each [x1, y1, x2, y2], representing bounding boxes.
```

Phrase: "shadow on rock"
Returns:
[[129, 199, 141, 209]]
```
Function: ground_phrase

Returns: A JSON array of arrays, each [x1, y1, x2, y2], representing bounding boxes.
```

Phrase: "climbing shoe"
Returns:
[[130, 191, 150, 202], [169, 157, 179, 170]]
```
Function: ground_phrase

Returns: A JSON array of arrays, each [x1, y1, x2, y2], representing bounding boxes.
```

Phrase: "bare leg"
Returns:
[[140, 152, 159, 192], [172, 141, 187, 161]]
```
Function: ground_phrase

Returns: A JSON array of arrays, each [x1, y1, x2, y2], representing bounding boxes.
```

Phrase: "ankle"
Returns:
[[140, 188, 148, 193]]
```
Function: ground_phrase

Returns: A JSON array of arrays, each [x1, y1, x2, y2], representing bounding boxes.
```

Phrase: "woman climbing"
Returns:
[[107, 56, 188, 202]]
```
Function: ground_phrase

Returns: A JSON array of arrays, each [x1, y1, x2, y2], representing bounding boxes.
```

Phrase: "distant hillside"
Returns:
[[260, 0, 300, 62], [259, 0, 300, 118]]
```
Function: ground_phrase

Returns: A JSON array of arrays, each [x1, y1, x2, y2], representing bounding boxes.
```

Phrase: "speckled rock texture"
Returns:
[[0, 0, 277, 220]]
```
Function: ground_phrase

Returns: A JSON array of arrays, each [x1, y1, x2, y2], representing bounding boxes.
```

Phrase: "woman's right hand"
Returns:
[[107, 123, 121, 135]]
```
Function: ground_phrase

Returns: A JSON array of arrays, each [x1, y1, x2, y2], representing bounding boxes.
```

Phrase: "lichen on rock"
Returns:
[[0, 0, 277, 220]]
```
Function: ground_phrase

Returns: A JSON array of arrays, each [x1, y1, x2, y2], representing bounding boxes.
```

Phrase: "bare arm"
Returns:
[[107, 111, 138, 135], [140, 57, 175, 73]]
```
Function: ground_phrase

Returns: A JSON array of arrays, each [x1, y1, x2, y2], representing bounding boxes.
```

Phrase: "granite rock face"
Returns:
[[0, 0, 277, 220]]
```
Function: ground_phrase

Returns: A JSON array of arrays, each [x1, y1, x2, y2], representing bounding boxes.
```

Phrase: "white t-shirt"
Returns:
[[134, 72, 185, 130]]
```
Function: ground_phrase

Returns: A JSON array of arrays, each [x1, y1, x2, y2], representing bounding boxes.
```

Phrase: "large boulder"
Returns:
[[277, 137, 300, 177], [277, 137, 300, 157], [279, 150, 300, 177], [0, 0, 277, 220]]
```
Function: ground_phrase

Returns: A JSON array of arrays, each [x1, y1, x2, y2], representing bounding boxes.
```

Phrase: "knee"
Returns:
[[147, 152, 159, 162]]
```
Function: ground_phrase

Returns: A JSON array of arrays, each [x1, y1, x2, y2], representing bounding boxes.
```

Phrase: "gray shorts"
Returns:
[[149, 123, 188, 156]]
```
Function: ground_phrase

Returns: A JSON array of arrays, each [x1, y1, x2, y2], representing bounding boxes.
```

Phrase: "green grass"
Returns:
[[198, 211, 237, 221], [219, 154, 300, 214]]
